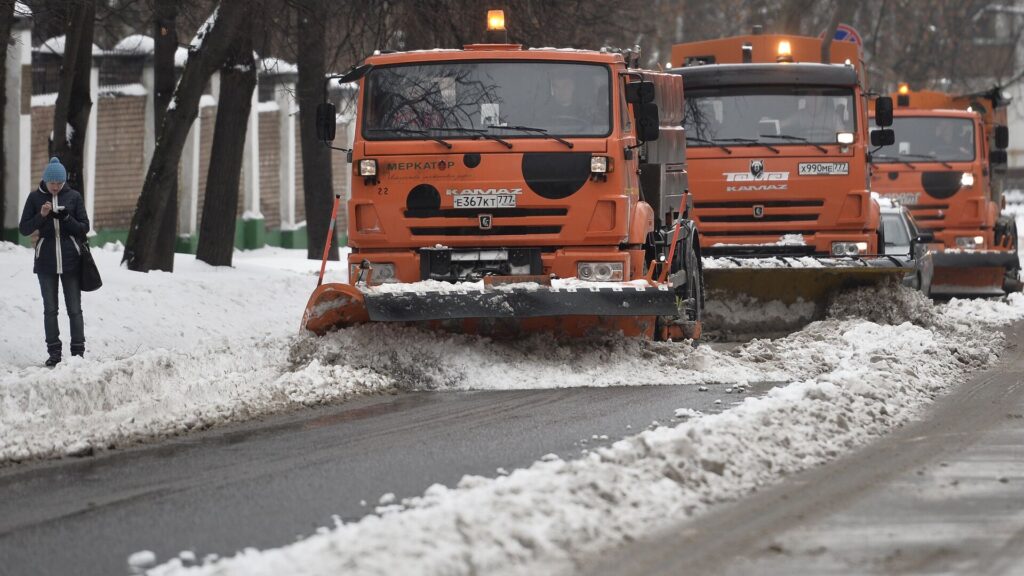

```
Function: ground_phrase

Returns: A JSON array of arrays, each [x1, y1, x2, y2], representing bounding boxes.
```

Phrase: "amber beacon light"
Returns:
[[487, 10, 505, 31]]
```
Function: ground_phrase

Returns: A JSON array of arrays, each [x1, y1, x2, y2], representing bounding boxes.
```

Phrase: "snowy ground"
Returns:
[[4, 239, 1024, 576], [141, 288, 1024, 575], [0, 242, 353, 462]]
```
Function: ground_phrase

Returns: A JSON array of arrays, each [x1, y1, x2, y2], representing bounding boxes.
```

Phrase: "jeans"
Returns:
[[38, 272, 85, 357]]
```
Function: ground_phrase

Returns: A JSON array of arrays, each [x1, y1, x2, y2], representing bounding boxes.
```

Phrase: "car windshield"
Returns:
[[873, 117, 975, 163], [882, 213, 911, 254], [683, 86, 856, 146], [363, 61, 611, 138]]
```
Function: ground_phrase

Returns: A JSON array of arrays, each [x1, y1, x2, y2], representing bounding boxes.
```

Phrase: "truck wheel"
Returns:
[[681, 239, 704, 322]]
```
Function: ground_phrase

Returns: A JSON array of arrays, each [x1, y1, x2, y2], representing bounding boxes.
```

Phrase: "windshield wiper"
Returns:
[[899, 153, 954, 169], [759, 133, 828, 154], [872, 153, 916, 169], [432, 127, 512, 149], [368, 128, 452, 149], [486, 125, 573, 149], [716, 137, 780, 154], [686, 136, 733, 154]]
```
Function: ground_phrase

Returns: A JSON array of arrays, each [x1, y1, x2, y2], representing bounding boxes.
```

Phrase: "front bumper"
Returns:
[[931, 249, 1018, 269]]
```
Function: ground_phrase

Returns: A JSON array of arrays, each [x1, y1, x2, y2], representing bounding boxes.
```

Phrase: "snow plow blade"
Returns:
[[302, 282, 696, 340], [929, 250, 1021, 297], [702, 256, 914, 337]]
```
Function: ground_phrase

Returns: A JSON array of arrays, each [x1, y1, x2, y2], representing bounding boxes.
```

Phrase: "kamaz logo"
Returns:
[[723, 171, 789, 182], [750, 160, 764, 177], [446, 188, 523, 196]]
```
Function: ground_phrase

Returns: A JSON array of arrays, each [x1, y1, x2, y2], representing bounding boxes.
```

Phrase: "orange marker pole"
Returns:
[[317, 194, 342, 287]]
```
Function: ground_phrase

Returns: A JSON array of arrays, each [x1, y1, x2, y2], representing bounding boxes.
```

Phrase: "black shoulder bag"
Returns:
[[79, 237, 103, 292]]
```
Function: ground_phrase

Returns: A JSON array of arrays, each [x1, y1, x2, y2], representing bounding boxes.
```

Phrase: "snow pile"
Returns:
[[0, 244, 361, 463], [148, 294, 1010, 576]]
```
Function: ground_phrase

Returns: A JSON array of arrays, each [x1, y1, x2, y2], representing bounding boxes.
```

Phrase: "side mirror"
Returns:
[[995, 125, 1009, 150], [635, 102, 660, 142], [626, 81, 656, 104], [990, 149, 1008, 165], [871, 128, 895, 147], [316, 102, 337, 142], [874, 96, 893, 127]]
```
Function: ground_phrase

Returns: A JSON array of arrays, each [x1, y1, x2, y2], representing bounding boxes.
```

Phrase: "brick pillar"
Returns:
[[3, 17, 32, 244]]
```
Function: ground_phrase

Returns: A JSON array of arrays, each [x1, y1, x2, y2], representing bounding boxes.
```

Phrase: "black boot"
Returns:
[[71, 345, 84, 358], [45, 353, 61, 368]]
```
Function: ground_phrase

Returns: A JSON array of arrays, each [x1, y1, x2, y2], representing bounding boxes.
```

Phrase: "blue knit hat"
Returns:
[[42, 157, 67, 183]]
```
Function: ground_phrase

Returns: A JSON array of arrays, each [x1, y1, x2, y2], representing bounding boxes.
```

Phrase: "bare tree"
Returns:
[[123, 0, 251, 272], [195, 10, 256, 266], [51, 0, 96, 198], [296, 0, 337, 260], [137, 0, 183, 270]]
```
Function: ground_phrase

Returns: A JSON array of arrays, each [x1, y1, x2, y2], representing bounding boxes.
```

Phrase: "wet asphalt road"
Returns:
[[0, 382, 768, 576]]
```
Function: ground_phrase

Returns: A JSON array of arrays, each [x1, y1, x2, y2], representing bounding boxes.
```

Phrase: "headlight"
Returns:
[[831, 241, 869, 256], [350, 262, 396, 283], [836, 132, 854, 145], [577, 261, 623, 281], [955, 236, 985, 249], [960, 172, 974, 187], [590, 156, 611, 174], [359, 159, 378, 177]]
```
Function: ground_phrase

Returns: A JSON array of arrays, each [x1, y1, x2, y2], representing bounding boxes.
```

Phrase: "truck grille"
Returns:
[[410, 226, 562, 236], [694, 200, 823, 228]]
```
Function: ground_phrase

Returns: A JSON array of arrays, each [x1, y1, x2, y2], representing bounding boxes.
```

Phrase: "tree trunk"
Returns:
[[820, 1, 859, 63], [123, 1, 248, 272], [150, 0, 180, 271], [296, 0, 338, 261], [51, 0, 95, 198], [0, 0, 14, 235], [195, 24, 255, 267]]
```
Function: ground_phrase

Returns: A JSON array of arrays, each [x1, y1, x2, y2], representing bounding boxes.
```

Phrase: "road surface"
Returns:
[[0, 382, 769, 576]]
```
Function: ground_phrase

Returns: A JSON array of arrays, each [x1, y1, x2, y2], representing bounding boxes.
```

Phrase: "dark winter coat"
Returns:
[[19, 181, 91, 275]]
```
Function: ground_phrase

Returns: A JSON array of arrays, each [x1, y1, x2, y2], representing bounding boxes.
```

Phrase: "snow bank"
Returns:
[[148, 289, 1013, 576], [0, 244, 356, 463]]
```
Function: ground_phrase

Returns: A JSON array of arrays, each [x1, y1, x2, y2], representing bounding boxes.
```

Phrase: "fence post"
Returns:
[[3, 13, 32, 244], [239, 75, 263, 249]]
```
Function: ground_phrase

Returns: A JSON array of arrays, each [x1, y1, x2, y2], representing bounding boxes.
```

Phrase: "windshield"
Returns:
[[683, 87, 856, 146], [362, 61, 611, 138], [882, 213, 911, 254], [874, 117, 975, 163]]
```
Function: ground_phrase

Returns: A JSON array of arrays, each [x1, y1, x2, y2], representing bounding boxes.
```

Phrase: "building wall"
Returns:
[[93, 95, 146, 230], [29, 104, 54, 189], [258, 109, 281, 229]]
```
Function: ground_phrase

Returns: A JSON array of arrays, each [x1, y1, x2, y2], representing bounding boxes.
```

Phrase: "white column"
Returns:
[[242, 82, 260, 217], [178, 118, 200, 238], [276, 81, 296, 228], [4, 24, 32, 234], [84, 66, 98, 234], [141, 60, 155, 167]]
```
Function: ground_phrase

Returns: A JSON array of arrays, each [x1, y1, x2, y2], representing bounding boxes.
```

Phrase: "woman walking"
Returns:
[[19, 157, 91, 367]]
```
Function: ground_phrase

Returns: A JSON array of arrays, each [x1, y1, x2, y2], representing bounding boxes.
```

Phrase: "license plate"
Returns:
[[798, 162, 850, 176], [453, 195, 517, 208]]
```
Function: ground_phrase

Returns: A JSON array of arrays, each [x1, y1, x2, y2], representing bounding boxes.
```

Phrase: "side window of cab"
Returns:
[[620, 78, 633, 134]]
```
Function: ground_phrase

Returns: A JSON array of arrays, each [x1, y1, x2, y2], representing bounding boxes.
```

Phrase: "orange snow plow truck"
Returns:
[[870, 85, 1019, 296], [301, 11, 704, 340], [669, 32, 914, 319]]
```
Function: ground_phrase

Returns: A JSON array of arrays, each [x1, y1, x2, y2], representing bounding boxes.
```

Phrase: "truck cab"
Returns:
[[303, 13, 703, 340], [870, 87, 1018, 295], [670, 34, 890, 258]]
